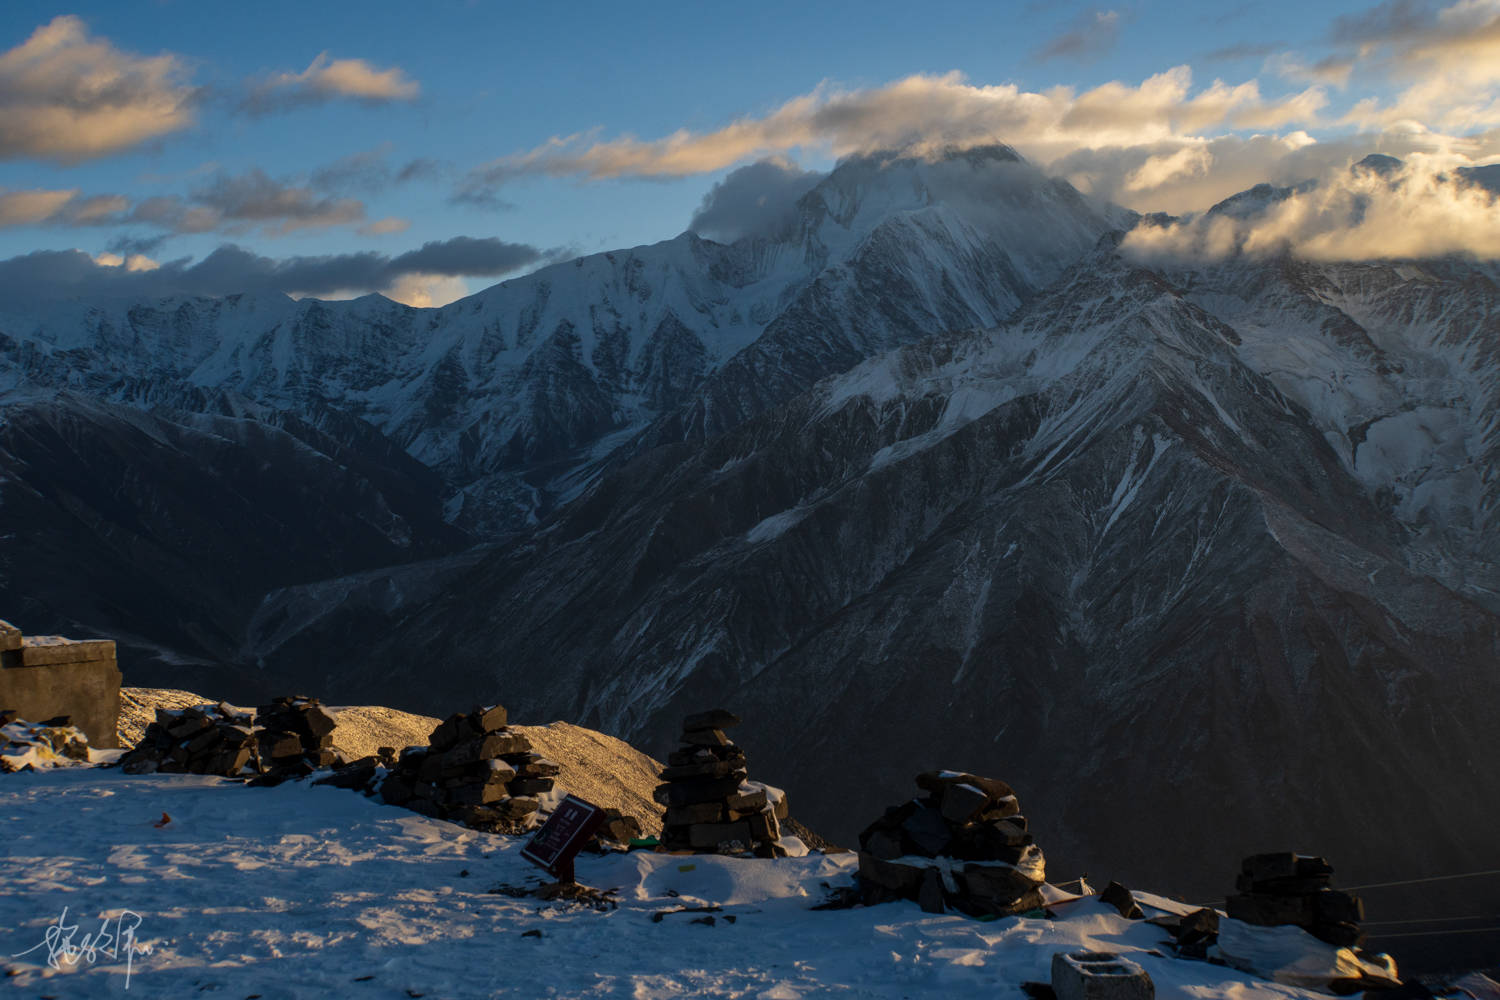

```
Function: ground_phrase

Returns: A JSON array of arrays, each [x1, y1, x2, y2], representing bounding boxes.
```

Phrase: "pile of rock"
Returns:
[[653, 709, 790, 857], [118, 702, 260, 776], [251, 696, 340, 782], [1225, 853, 1365, 948], [378, 705, 556, 833], [118, 695, 348, 780], [1, 711, 92, 772], [857, 770, 1046, 917]]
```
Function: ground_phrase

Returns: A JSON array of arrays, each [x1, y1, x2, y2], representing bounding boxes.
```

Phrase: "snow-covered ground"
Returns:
[[2, 767, 1338, 999]]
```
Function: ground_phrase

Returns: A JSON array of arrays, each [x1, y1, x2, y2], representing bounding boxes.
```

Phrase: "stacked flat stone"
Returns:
[[653, 709, 790, 857], [252, 696, 340, 781], [856, 770, 1046, 917], [1225, 853, 1365, 948], [378, 705, 557, 833], [119, 702, 261, 776]]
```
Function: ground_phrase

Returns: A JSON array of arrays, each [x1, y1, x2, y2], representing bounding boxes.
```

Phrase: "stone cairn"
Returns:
[[118, 695, 346, 782], [653, 709, 790, 857], [856, 770, 1046, 917], [378, 705, 557, 833], [1226, 852, 1365, 948]]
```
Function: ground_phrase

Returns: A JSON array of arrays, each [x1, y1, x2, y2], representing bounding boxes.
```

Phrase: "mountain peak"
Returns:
[[1353, 153, 1403, 175]]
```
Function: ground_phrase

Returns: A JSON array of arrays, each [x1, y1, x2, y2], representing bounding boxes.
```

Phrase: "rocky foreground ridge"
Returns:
[[3, 689, 1424, 992]]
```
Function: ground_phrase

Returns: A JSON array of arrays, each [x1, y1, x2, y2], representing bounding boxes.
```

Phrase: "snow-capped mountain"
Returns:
[[4, 147, 1499, 923], [1160, 253, 1500, 612], [276, 236, 1500, 908], [0, 145, 1120, 534]]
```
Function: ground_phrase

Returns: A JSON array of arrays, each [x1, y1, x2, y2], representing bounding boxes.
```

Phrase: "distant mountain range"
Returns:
[[3, 147, 1497, 927]]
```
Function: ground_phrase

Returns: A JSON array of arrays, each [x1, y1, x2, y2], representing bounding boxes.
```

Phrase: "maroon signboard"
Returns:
[[521, 794, 607, 883]]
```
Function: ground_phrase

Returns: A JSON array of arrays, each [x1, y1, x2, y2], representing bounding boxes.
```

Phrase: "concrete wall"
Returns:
[[0, 627, 121, 749]]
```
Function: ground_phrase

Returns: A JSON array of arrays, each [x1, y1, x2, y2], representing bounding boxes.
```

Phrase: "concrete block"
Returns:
[[0, 619, 20, 652], [1051, 951, 1154, 1000], [0, 633, 120, 748]]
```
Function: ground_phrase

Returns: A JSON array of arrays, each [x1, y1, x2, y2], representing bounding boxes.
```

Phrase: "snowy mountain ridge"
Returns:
[[4, 145, 1500, 974], [0, 145, 1118, 532], [285, 240, 1500, 932]]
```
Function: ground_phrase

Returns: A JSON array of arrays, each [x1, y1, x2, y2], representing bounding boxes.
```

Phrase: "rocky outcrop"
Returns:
[[0, 712, 92, 772]]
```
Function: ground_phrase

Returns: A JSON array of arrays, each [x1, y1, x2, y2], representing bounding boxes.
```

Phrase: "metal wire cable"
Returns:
[[1365, 925, 1500, 939], [1363, 915, 1498, 926], [1344, 868, 1500, 891]]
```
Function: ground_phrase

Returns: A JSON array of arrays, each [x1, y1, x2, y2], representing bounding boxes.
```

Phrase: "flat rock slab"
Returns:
[[471, 705, 509, 732], [939, 782, 992, 823], [1099, 882, 1144, 920], [916, 771, 1015, 802], [1241, 853, 1333, 882], [3, 636, 116, 667], [682, 709, 741, 731]]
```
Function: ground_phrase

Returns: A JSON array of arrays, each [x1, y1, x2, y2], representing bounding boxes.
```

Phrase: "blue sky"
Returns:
[[1, 0, 1496, 305]]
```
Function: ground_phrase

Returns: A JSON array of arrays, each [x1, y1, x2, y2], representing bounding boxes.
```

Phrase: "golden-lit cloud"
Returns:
[[455, 0, 1500, 223], [246, 53, 419, 113], [1120, 154, 1500, 262], [457, 67, 1333, 208], [0, 16, 196, 162], [1331, 0, 1500, 130], [0, 188, 134, 228], [0, 170, 378, 237], [378, 272, 469, 308], [92, 250, 160, 272], [0, 187, 78, 226], [358, 217, 412, 236]]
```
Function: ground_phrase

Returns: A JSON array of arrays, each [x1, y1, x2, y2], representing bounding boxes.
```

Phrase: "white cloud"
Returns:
[[1328, 0, 1500, 130], [1124, 147, 1213, 192], [0, 16, 196, 162]]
